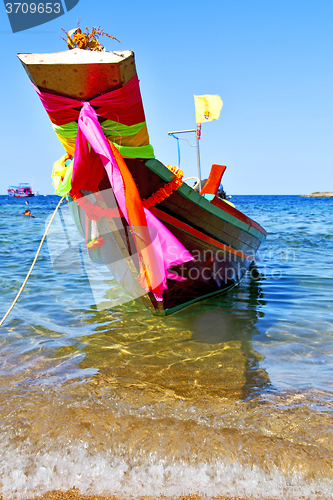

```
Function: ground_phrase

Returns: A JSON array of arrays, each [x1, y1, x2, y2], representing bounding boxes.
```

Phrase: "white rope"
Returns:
[[0, 196, 66, 327]]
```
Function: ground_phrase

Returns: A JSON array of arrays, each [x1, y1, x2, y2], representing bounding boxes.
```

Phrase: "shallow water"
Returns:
[[0, 195, 333, 499]]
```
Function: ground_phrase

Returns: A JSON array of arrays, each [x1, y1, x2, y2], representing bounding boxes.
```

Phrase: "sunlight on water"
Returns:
[[1, 195, 333, 500]]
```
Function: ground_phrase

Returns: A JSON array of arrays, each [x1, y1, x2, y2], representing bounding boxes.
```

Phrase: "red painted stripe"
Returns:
[[150, 206, 252, 261], [210, 196, 267, 237]]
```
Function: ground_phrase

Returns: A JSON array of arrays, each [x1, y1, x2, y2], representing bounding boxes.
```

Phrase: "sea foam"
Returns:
[[1, 436, 332, 500]]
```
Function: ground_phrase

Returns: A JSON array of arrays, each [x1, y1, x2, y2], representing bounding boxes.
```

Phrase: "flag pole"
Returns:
[[168, 94, 222, 192], [196, 123, 202, 191], [168, 126, 202, 191]]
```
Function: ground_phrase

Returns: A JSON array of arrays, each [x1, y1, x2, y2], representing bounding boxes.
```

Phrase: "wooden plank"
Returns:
[[17, 50, 136, 99], [144, 159, 266, 239], [125, 159, 264, 253]]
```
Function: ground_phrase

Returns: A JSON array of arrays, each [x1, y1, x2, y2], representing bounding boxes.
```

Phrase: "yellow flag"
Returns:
[[194, 94, 223, 123]]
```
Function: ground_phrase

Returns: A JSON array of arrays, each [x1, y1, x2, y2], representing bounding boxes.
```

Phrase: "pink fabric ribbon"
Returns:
[[32, 76, 145, 126], [72, 102, 194, 300], [33, 80, 194, 301]]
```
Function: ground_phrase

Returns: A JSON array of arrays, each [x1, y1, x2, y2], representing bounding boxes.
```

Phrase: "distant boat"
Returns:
[[7, 183, 35, 197]]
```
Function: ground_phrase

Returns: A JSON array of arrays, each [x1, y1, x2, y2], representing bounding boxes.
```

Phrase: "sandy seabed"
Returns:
[[0, 494, 280, 500]]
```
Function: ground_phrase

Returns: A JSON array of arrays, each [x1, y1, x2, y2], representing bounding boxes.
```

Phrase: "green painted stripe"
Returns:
[[53, 121, 155, 159], [145, 159, 266, 241]]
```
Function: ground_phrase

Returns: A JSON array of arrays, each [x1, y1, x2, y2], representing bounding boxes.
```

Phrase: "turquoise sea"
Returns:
[[0, 194, 333, 500]]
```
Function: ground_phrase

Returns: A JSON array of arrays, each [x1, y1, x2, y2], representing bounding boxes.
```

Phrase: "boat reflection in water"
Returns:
[[189, 276, 270, 401], [46, 205, 270, 402], [74, 272, 270, 406]]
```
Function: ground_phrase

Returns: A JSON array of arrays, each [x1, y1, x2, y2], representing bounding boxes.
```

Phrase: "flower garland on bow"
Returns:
[[142, 165, 183, 209], [72, 164, 183, 250], [74, 192, 123, 221], [73, 164, 183, 221], [73, 193, 122, 249]]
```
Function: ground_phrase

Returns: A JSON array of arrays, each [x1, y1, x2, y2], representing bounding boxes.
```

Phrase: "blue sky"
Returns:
[[0, 0, 332, 195]]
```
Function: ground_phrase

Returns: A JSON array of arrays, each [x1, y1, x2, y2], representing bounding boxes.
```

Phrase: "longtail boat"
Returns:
[[17, 46, 266, 315]]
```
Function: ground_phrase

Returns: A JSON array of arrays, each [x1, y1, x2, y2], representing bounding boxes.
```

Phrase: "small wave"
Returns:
[[0, 438, 332, 500]]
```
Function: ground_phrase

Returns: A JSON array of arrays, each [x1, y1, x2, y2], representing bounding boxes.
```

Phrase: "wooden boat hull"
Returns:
[[7, 193, 35, 197], [68, 156, 265, 315], [18, 49, 266, 314]]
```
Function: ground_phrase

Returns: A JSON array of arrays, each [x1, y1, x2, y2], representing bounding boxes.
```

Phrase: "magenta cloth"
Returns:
[[32, 79, 194, 300], [32, 76, 146, 126], [72, 102, 194, 300]]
